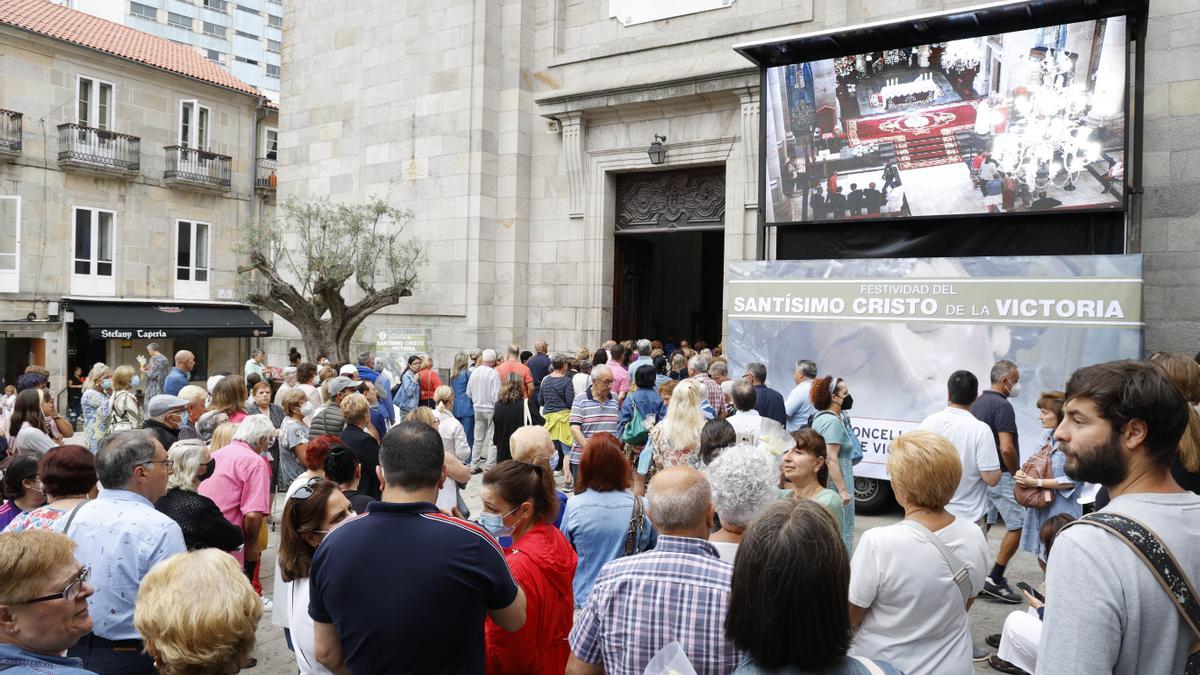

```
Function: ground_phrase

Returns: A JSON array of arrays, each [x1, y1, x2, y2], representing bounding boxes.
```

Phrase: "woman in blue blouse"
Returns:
[[1015, 391, 1081, 564], [449, 352, 474, 447], [560, 432, 656, 608]]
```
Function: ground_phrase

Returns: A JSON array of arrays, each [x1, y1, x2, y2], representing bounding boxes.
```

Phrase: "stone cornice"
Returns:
[[536, 69, 760, 118]]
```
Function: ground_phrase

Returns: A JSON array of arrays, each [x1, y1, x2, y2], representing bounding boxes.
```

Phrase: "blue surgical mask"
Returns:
[[478, 505, 519, 540], [101, 379, 112, 390], [131, 375, 142, 387]]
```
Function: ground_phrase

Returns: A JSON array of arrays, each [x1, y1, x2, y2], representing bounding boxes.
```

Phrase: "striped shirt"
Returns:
[[568, 389, 619, 464], [568, 536, 739, 675]]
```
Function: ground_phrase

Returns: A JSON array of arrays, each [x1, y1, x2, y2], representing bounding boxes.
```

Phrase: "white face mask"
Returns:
[[1008, 382, 1021, 399]]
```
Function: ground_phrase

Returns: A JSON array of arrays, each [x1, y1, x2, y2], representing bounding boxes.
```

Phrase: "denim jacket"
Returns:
[[0, 642, 96, 674], [560, 489, 657, 608], [618, 389, 662, 438]]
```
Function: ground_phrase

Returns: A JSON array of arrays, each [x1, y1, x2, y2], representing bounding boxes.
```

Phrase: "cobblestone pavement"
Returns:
[[251, 472, 1041, 674]]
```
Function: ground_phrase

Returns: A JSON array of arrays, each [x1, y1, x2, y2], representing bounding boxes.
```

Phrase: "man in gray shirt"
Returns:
[[1037, 360, 1200, 675]]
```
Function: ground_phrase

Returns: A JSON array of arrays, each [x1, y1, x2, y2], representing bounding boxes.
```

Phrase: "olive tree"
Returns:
[[239, 196, 424, 363]]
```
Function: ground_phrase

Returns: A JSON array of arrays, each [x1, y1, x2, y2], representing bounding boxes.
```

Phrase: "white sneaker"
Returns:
[[261, 596, 274, 611]]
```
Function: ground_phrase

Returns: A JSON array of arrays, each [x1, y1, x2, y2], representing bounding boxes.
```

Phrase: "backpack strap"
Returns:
[[1062, 512, 1200, 667]]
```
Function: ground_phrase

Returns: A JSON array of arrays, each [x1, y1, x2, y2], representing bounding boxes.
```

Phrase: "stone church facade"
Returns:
[[277, 0, 1200, 365]]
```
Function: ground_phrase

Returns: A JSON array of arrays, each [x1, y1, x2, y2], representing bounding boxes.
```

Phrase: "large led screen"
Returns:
[[762, 17, 1127, 224]]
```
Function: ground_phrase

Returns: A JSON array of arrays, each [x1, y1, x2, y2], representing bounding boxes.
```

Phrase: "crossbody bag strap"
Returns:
[[624, 494, 644, 556], [61, 498, 92, 536], [1062, 513, 1200, 662], [901, 519, 973, 608]]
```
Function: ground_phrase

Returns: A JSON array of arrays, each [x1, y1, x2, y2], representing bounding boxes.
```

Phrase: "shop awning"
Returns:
[[68, 300, 272, 340]]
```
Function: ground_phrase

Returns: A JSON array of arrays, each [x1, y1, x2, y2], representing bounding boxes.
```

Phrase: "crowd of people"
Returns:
[[0, 337, 1198, 675]]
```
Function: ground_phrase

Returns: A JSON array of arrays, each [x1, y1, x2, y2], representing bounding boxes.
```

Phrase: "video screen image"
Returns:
[[763, 17, 1127, 223]]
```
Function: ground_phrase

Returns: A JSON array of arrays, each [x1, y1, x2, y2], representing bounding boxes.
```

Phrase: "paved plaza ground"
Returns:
[[251, 473, 1042, 674]]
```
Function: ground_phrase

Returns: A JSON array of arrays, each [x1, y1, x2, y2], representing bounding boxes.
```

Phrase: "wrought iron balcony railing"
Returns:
[[57, 123, 140, 174], [164, 146, 232, 190], [0, 110, 21, 156]]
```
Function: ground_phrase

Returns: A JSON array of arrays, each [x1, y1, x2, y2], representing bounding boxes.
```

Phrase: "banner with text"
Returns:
[[727, 255, 1144, 481]]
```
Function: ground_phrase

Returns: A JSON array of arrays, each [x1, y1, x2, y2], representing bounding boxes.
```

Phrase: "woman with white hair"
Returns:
[[706, 443, 780, 562], [648, 378, 707, 472], [155, 439, 243, 552]]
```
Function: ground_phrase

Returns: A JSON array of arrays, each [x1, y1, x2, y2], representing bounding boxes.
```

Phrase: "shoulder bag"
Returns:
[[842, 412, 864, 465], [620, 404, 649, 446], [1061, 512, 1200, 674], [901, 519, 973, 608], [108, 390, 138, 433], [624, 494, 646, 556], [1013, 443, 1055, 508]]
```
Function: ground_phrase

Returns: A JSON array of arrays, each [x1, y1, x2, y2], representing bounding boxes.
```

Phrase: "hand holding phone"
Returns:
[[1016, 581, 1044, 603]]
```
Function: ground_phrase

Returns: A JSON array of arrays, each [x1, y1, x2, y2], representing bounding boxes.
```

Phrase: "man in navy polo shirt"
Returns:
[[309, 421, 526, 673]]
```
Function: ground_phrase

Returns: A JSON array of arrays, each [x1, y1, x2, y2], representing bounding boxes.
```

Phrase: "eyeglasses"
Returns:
[[139, 459, 174, 470], [20, 566, 90, 605]]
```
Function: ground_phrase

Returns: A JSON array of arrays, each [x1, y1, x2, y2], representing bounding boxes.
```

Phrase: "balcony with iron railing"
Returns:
[[57, 123, 140, 176], [0, 110, 21, 159], [164, 146, 232, 191], [255, 157, 277, 194]]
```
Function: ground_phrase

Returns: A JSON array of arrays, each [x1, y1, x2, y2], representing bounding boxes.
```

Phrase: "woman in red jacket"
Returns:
[[480, 460, 577, 675]]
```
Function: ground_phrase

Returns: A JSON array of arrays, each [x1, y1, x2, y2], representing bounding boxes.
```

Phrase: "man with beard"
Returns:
[[1037, 360, 1200, 675]]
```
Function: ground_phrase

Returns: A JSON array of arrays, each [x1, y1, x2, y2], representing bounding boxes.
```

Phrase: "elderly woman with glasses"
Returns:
[[0, 530, 96, 673], [154, 439, 243, 552]]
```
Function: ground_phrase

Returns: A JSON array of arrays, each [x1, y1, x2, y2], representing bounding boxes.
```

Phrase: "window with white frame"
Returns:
[[267, 39, 280, 53], [202, 21, 225, 38], [72, 207, 115, 296], [264, 127, 278, 160], [202, 0, 228, 12], [206, 48, 222, 63], [77, 76, 114, 130], [175, 220, 210, 299], [179, 100, 210, 149], [0, 197, 20, 293], [268, 13, 281, 28], [130, 2, 157, 20], [235, 29, 258, 40], [266, 64, 279, 78], [167, 12, 191, 29]]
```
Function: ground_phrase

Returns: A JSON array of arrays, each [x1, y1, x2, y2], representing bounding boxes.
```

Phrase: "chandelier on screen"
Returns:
[[991, 49, 1101, 192]]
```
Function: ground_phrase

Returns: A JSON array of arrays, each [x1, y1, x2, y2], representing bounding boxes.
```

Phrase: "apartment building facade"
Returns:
[[58, 0, 283, 100], [0, 0, 278, 396]]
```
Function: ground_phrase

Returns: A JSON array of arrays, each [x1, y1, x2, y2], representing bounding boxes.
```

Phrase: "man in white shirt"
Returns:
[[727, 380, 763, 445], [466, 348, 501, 472], [918, 370, 1001, 523]]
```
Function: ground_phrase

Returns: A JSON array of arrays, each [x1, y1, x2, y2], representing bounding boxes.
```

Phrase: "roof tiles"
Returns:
[[0, 0, 264, 99]]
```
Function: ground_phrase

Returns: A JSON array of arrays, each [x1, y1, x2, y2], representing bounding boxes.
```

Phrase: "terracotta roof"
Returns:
[[0, 0, 264, 100]]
